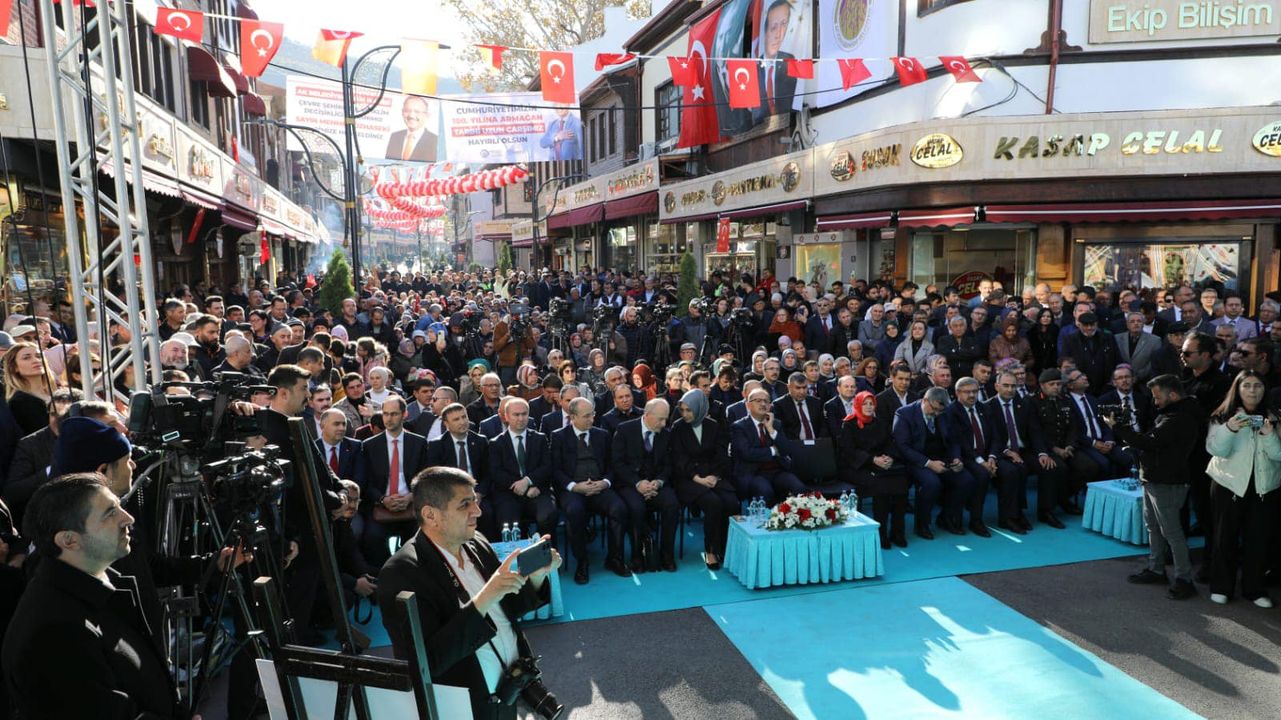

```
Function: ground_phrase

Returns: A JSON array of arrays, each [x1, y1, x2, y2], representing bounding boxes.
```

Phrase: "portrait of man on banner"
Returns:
[[539, 104, 583, 161], [384, 95, 438, 162], [712, 0, 812, 137]]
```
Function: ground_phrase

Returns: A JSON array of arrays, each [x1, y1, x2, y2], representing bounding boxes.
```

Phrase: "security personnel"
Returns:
[[1029, 369, 1094, 514]]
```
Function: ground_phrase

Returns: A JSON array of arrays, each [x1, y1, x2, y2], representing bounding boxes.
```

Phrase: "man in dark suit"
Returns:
[[824, 376, 858, 439], [729, 388, 808, 505], [1099, 364, 1155, 434], [593, 367, 645, 418], [987, 370, 1063, 532], [550, 397, 632, 584], [3, 476, 185, 719], [527, 376, 562, 433], [428, 402, 494, 537], [488, 398, 557, 541], [773, 371, 827, 444], [754, 0, 798, 119], [611, 401, 681, 573], [376, 467, 561, 720], [361, 396, 431, 566], [597, 383, 643, 435], [478, 397, 510, 440], [892, 388, 975, 540], [382, 95, 437, 162], [315, 408, 366, 491], [804, 297, 837, 357], [943, 378, 994, 537], [1063, 368, 1131, 478], [876, 364, 917, 420], [410, 385, 455, 441], [1065, 312, 1118, 396], [467, 373, 504, 428], [935, 316, 984, 380], [725, 379, 763, 426]]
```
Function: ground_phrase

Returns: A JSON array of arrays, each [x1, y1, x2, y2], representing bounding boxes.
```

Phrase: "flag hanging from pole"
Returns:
[[677, 8, 722, 148], [595, 53, 635, 71], [476, 44, 506, 72], [239, 20, 283, 78], [940, 56, 981, 83], [155, 8, 204, 44], [891, 57, 928, 86], [725, 59, 760, 109], [836, 59, 871, 90], [313, 29, 361, 67], [785, 58, 814, 80], [668, 56, 698, 86], [538, 51, 576, 104]]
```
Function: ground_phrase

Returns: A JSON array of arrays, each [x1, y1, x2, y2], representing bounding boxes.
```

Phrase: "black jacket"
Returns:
[[3, 426, 55, 525], [1112, 396, 1202, 485], [376, 532, 547, 720], [2, 560, 183, 719], [610, 418, 671, 487]]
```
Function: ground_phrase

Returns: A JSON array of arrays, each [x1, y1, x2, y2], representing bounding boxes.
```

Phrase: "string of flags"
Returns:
[[121, 5, 985, 113]]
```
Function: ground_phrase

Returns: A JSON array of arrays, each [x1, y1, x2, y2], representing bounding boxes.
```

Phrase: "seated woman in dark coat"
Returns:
[[670, 390, 739, 571], [839, 390, 908, 549]]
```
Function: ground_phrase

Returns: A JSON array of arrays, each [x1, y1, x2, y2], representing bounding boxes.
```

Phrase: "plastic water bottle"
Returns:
[[849, 489, 859, 516], [501, 523, 512, 543], [839, 491, 850, 514], [512, 524, 523, 542]]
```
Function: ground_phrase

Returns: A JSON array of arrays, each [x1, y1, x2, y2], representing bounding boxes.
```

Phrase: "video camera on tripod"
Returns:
[[125, 371, 276, 456], [639, 300, 674, 328], [548, 296, 573, 328]]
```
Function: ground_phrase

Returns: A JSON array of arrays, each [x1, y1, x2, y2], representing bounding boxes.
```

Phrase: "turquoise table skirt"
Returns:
[[1082, 480, 1148, 545], [492, 539, 564, 620], [724, 513, 884, 590]]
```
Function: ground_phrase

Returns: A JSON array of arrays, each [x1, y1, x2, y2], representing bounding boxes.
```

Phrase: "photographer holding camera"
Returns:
[[377, 466, 563, 720], [494, 303, 537, 387]]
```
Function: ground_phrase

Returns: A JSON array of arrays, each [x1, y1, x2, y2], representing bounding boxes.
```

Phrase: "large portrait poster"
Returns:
[[1082, 243, 1240, 291], [285, 77, 440, 163], [815, 0, 897, 108], [440, 93, 584, 163], [711, 0, 813, 137]]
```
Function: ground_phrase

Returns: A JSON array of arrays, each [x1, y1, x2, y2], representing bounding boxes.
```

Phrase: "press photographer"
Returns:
[[494, 302, 537, 387], [377, 466, 563, 720]]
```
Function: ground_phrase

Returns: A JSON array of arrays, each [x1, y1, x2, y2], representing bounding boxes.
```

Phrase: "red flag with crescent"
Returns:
[[595, 53, 635, 71], [940, 56, 981, 83], [892, 57, 928, 87], [0, 0, 13, 37], [155, 8, 204, 44], [725, 59, 760, 109], [539, 51, 575, 104], [668, 56, 697, 86], [240, 20, 284, 78], [785, 58, 814, 80], [836, 59, 871, 91], [677, 8, 722, 148]]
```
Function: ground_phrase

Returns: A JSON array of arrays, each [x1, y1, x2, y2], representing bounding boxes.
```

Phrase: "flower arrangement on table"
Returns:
[[765, 492, 846, 531]]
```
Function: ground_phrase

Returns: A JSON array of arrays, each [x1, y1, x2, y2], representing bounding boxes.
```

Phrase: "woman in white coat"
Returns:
[[893, 320, 935, 376], [1205, 370, 1281, 607]]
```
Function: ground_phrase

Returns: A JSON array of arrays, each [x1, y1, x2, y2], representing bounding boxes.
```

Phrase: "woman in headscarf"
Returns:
[[632, 362, 658, 400], [458, 358, 491, 406], [582, 348, 609, 395], [839, 390, 908, 549], [670, 389, 738, 571]]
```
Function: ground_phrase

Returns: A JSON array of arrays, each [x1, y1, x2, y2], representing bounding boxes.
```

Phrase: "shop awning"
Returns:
[[224, 65, 250, 95], [242, 92, 267, 117], [511, 237, 534, 248], [99, 161, 182, 198], [604, 191, 657, 221], [897, 206, 978, 229], [477, 233, 512, 241], [221, 205, 258, 231], [260, 218, 290, 237], [983, 200, 1281, 224], [188, 47, 237, 98], [180, 186, 223, 210], [547, 203, 604, 230], [720, 199, 809, 221], [237, 3, 260, 20], [815, 211, 895, 231]]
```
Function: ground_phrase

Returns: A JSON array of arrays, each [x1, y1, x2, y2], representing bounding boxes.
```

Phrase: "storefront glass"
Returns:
[[794, 243, 841, 288], [606, 225, 638, 272], [1081, 241, 1242, 292], [909, 227, 1036, 297], [646, 220, 688, 275]]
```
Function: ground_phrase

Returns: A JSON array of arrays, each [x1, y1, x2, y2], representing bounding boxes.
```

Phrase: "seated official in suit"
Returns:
[[892, 388, 975, 540], [729, 388, 808, 505], [405, 378, 436, 425], [611, 400, 681, 573], [840, 390, 909, 549], [316, 408, 368, 542], [773, 372, 828, 443], [527, 375, 562, 433], [941, 378, 995, 537], [876, 364, 917, 420], [550, 397, 632, 584], [361, 396, 430, 566], [671, 389, 738, 570], [1117, 312, 1163, 382], [488, 398, 557, 540], [1099, 364, 1155, 434], [539, 385, 579, 435], [429, 402, 496, 540], [725, 379, 764, 426], [376, 467, 563, 720], [825, 376, 860, 439], [1064, 368, 1133, 478], [412, 385, 456, 441], [479, 397, 512, 440], [597, 383, 643, 435], [988, 369, 1064, 532]]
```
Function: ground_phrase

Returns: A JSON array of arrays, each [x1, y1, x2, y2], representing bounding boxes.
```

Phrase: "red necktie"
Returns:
[[329, 446, 340, 475], [798, 402, 814, 440], [758, 422, 769, 447], [968, 407, 984, 451], [767, 66, 775, 113], [390, 438, 401, 495]]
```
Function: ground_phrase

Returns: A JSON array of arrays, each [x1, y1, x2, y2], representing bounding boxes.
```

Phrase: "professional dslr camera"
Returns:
[[548, 296, 573, 327], [731, 307, 756, 325], [494, 655, 563, 719], [126, 371, 273, 456], [1097, 403, 1133, 427], [639, 300, 674, 327]]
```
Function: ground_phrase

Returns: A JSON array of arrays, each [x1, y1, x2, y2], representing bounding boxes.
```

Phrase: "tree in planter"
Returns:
[[316, 248, 354, 317], [496, 241, 513, 276], [675, 251, 699, 316]]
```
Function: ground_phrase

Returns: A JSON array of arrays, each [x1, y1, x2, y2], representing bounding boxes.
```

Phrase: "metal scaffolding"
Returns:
[[40, 0, 162, 401]]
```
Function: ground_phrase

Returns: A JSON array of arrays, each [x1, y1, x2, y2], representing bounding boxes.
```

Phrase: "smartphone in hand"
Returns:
[[515, 538, 552, 576]]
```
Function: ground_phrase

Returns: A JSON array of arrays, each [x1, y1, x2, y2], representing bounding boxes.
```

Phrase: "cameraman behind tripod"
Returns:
[[378, 466, 564, 720]]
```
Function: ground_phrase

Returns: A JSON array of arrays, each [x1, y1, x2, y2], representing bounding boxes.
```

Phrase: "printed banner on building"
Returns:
[[815, 0, 896, 107], [710, 0, 813, 137], [285, 76, 440, 162], [441, 92, 583, 163]]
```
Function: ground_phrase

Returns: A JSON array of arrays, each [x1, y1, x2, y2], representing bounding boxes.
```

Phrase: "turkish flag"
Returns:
[[313, 30, 358, 67], [725, 59, 760, 109], [836, 59, 871, 91], [677, 8, 721, 148], [785, 58, 814, 80], [259, 230, 270, 266], [595, 53, 635, 71], [155, 8, 204, 44], [940, 56, 982, 83], [0, 0, 13, 37], [240, 20, 283, 78], [539, 51, 575, 104], [668, 56, 697, 86], [320, 29, 363, 42], [716, 218, 731, 253], [892, 57, 928, 87]]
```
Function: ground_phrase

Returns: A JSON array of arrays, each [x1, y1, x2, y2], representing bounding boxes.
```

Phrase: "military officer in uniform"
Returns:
[[1029, 369, 1093, 514]]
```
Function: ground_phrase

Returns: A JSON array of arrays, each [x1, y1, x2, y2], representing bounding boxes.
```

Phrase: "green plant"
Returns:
[[316, 248, 354, 316], [497, 241, 513, 276], [676, 251, 699, 316]]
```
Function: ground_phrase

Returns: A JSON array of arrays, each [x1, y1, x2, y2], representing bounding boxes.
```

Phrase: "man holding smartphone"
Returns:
[[378, 466, 562, 720]]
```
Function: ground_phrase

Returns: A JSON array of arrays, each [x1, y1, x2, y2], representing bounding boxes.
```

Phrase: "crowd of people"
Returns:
[[1, 263, 1280, 718]]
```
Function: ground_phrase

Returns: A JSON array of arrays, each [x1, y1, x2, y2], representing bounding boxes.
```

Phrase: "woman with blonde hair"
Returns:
[[4, 341, 58, 435]]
